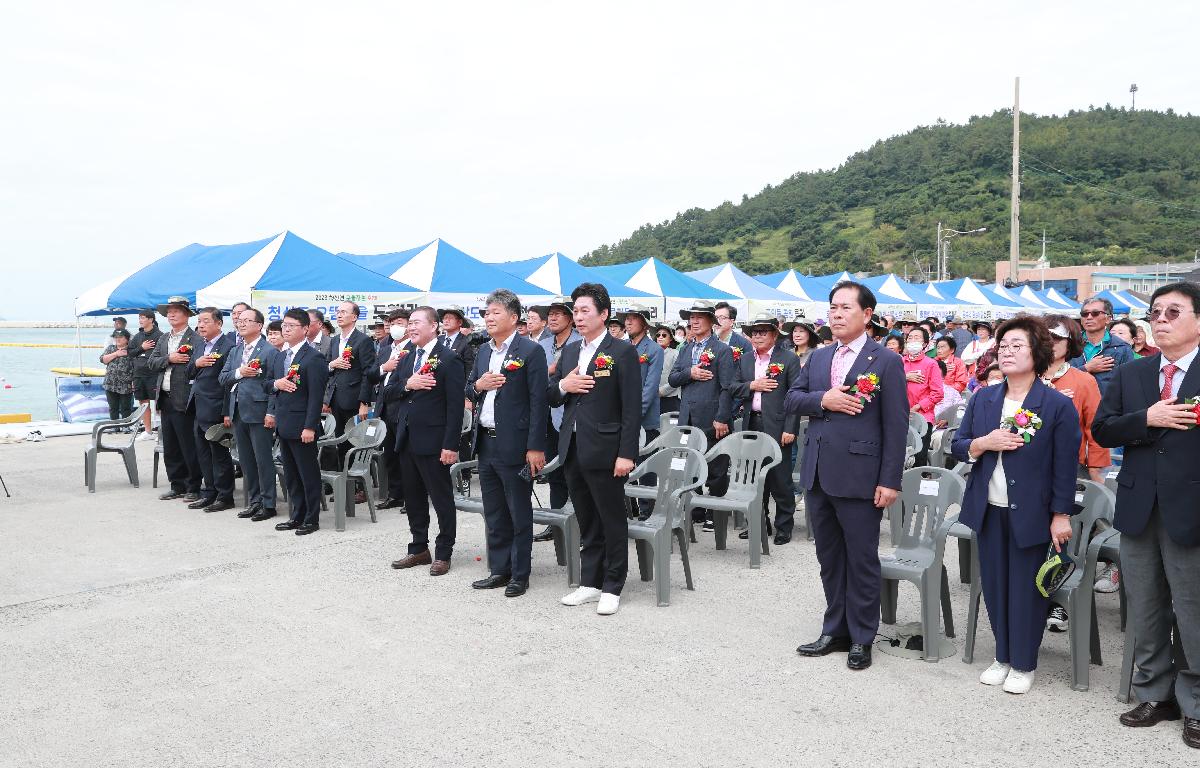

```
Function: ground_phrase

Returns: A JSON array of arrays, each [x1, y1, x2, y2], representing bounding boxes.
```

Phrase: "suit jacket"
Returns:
[[667, 336, 734, 428], [730, 345, 801, 442], [784, 338, 908, 500], [467, 334, 549, 462], [443, 332, 477, 384], [267, 344, 329, 440], [547, 333, 641, 471], [1093, 352, 1200, 545], [186, 334, 236, 426], [951, 378, 1082, 548], [218, 336, 278, 424], [367, 338, 412, 421], [631, 333, 664, 429], [379, 342, 465, 455], [308, 333, 334, 360], [323, 328, 377, 409], [147, 326, 203, 412]]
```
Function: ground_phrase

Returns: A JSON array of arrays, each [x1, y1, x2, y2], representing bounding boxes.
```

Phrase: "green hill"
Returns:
[[580, 107, 1200, 281]]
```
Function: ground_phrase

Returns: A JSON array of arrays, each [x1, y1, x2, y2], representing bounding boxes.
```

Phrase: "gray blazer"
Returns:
[[730, 345, 801, 442], [218, 336, 278, 425], [146, 326, 203, 412], [667, 335, 734, 428]]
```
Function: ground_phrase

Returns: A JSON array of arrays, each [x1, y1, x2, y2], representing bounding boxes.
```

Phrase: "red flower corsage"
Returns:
[[731, 347, 743, 362], [502, 357, 524, 372], [285, 364, 301, 384], [247, 358, 261, 371], [593, 353, 614, 370], [767, 362, 784, 378], [178, 344, 192, 355], [853, 372, 880, 406], [638, 353, 649, 364], [341, 347, 353, 362], [418, 356, 440, 375], [698, 348, 715, 366]]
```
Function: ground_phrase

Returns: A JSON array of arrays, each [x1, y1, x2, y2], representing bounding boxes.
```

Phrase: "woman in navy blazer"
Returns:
[[951, 316, 1081, 694]]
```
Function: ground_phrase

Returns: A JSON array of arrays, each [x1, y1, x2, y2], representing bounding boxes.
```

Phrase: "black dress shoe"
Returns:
[[1185, 717, 1200, 749], [738, 529, 750, 540], [182, 492, 201, 502], [188, 497, 216, 510], [472, 574, 511, 590], [847, 644, 872, 670], [205, 499, 234, 513], [159, 490, 185, 500], [238, 502, 262, 518], [505, 581, 528, 597], [1119, 700, 1182, 727], [295, 524, 319, 536], [275, 520, 301, 531], [774, 533, 792, 545], [796, 635, 852, 657], [377, 497, 403, 510], [250, 508, 277, 522], [532, 527, 555, 543]]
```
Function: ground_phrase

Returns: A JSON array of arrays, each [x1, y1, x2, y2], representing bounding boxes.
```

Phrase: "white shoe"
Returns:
[[560, 586, 601, 606], [596, 592, 620, 615], [1002, 669, 1035, 694], [136, 431, 155, 442], [979, 660, 1011, 686], [1046, 605, 1068, 633], [1094, 564, 1120, 593]]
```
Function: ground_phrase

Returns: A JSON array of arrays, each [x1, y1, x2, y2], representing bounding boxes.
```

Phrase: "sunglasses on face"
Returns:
[[1080, 310, 1109, 319], [1148, 307, 1195, 322]]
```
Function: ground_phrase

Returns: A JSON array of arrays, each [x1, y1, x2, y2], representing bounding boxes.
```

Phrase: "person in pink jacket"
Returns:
[[904, 327, 944, 424], [934, 336, 969, 393]]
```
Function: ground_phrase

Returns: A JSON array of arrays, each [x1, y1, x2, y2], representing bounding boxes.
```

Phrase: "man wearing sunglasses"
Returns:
[[1070, 296, 1135, 395]]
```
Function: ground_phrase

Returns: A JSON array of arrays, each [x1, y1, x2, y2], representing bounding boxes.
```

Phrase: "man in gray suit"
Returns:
[[146, 296, 204, 501], [218, 307, 280, 521], [731, 313, 801, 544], [667, 300, 734, 530], [306, 308, 334, 358]]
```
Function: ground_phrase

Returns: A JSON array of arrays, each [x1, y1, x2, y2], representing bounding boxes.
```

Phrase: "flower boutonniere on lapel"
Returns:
[[341, 347, 353, 363], [1184, 396, 1200, 429], [638, 353, 649, 364], [593, 353, 615, 377], [767, 362, 785, 378], [697, 348, 715, 367], [502, 356, 524, 373], [178, 344, 193, 356], [396, 348, 410, 360], [247, 358, 262, 371], [418, 355, 440, 375], [852, 373, 880, 407], [286, 364, 301, 385], [731, 346, 743, 362], [1002, 408, 1043, 443]]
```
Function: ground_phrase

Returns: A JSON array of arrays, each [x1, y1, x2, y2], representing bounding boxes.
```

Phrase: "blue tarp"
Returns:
[[590, 258, 737, 300], [684, 264, 799, 300], [339, 239, 548, 295], [498, 253, 655, 298]]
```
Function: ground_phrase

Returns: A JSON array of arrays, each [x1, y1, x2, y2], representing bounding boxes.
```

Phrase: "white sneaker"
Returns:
[[1094, 564, 1120, 593], [136, 431, 155, 442], [596, 592, 620, 615], [1002, 669, 1035, 694], [560, 586, 601, 606], [979, 660, 1011, 686]]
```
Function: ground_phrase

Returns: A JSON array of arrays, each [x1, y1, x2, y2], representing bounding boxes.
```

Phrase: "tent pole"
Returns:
[[75, 308, 84, 373]]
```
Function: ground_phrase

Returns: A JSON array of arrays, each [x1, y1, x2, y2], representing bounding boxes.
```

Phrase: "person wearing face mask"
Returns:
[[903, 326, 944, 465], [368, 309, 412, 510]]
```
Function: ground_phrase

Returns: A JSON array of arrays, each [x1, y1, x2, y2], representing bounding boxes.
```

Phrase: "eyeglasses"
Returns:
[[281, 322, 303, 330], [996, 343, 1028, 355], [1080, 310, 1109, 319], [1148, 307, 1196, 322]]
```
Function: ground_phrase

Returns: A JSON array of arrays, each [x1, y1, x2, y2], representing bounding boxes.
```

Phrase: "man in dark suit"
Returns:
[[323, 301, 377, 464], [367, 309, 411, 510], [667, 300, 735, 530], [266, 309, 329, 535], [1093, 282, 1200, 747], [385, 306, 466, 576], [369, 319, 388, 361], [467, 289, 548, 597], [438, 304, 477, 474], [784, 281, 908, 671], [305, 308, 334, 359], [218, 307, 279, 521], [550, 283, 641, 616], [716, 301, 752, 417], [731, 313, 802, 544], [185, 307, 236, 512], [531, 297, 581, 543], [146, 296, 204, 502]]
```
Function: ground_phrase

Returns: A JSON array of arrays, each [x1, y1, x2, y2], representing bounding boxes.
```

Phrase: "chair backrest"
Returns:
[[908, 411, 929, 437], [638, 447, 707, 527], [659, 411, 679, 433], [944, 404, 967, 430], [461, 406, 473, 435], [928, 427, 956, 469], [345, 419, 388, 473], [905, 426, 923, 468], [320, 413, 337, 438], [1064, 479, 1115, 564], [647, 425, 708, 456], [93, 402, 149, 445], [708, 430, 781, 498], [893, 466, 966, 559]]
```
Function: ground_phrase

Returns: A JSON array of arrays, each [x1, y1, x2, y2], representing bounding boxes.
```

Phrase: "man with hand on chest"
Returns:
[[368, 309, 411, 511], [620, 303, 664, 518], [386, 306, 466, 576], [218, 307, 279, 521], [551, 283, 641, 616], [186, 307, 236, 512], [146, 297, 204, 502], [467, 289, 548, 598], [324, 301, 377, 464], [532, 297, 581, 543]]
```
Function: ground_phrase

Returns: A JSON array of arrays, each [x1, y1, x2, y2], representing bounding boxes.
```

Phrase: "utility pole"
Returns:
[[1008, 77, 1021, 284], [1040, 229, 1048, 289], [1130, 83, 1138, 111], [935, 221, 943, 281]]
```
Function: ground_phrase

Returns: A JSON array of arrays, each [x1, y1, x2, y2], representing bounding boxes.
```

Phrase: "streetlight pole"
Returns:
[[937, 225, 987, 281]]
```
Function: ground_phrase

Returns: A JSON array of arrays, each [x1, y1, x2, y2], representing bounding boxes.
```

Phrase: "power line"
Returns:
[[1021, 154, 1200, 215]]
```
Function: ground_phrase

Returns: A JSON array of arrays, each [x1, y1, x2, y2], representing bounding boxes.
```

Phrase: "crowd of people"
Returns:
[[98, 278, 1200, 748]]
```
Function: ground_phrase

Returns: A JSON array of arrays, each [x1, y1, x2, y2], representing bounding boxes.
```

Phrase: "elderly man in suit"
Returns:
[[467, 289, 549, 597], [323, 301, 377, 474], [185, 307, 236, 512], [146, 296, 205, 502], [531, 297, 582, 543], [218, 307, 279, 521], [266, 309, 329, 535], [551, 282, 641, 615], [368, 309, 411, 510], [305, 308, 334, 358], [668, 300, 735, 531], [1094, 282, 1200, 748], [731, 313, 802, 545], [784, 281, 908, 671], [386, 306, 466, 576]]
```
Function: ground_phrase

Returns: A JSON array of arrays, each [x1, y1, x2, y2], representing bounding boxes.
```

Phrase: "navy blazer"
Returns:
[[1093, 352, 1200, 546], [547, 332, 641, 471], [951, 378, 1082, 548], [730, 345, 801, 441], [367, 338, 412, 421], [667, 336, 734, 428], [266, 344, 329, 440], [379, 342, 465, 455], [467, 334, 549, 462], [784, 338, 908, 500], [186, 334, 235, 426], [218, 336, 278, 424], [323, 328, 377, 409]]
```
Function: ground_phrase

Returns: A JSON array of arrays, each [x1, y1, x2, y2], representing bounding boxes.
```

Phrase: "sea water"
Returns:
[[0, 327, 118, 420]]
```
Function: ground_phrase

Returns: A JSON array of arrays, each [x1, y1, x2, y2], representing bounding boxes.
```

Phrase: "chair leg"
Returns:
[[963, 541, 982, 664], [761, 511, 770, 556], [551, 526, 567, 567], [940, 566, 955, 638], [675, 528, 695, 591], [364, 487, 377, 523], [152, 451, 159, 488], [1118, 626, 1135, 702], [880, 578, 898, 625], [1118, 575, 1127, 632], [1068, 590, 1091, 692], [713, 510, 729, 551], [635, 539, 653, 582], [957, 538, 972, 584], [333, 478, 346, 532], [921, 573, 942, 662], [85, 450, 97, 493], [565, 517, 581, 588], [748, 510, 761, 570], [123, 448, 139, 488], [654, 534, 671, 607], [1089, 597, 1102, 666]]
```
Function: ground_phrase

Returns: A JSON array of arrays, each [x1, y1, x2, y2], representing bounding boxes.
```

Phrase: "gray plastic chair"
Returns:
[[880, 466, 966, 661], [908, 411, 929, 438], [152, 428, 164, 488], [691, 431, 781, 569], [627, 447, 707, 606], [83, 403, 149, 492], [659, 411, 679, 433], [319, 419, 387, 531], [904, 425, 923, 469], [928, 426, 957, 469], [205, 423, 249, 508]]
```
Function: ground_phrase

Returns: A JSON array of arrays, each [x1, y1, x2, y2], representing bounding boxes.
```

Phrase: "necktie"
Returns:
[[830, 344, 854, 387], [1161, 363, 1178, 401], [414, 347, 425, 372], [284, 348, 295, 372]]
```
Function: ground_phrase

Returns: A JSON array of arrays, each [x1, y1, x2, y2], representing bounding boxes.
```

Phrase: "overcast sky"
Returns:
[[2, 1, 1197, 319]]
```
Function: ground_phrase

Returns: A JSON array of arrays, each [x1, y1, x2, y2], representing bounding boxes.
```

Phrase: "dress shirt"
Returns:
[[161, 327, 186, 392], [406, 338, 440, 388], [479, 331, 517, 429], [540, 330, 580, 431], [830, 332, 869, 386], [1161, 346, 1198, 399], [752, 348, 771, 412], [559, 330, 607, 401], [690, 333, 714, 365]]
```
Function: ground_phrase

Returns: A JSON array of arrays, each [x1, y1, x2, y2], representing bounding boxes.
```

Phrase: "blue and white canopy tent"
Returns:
[[991, 283, 1052, 315], [339, 239, 553, 321], [589, 258, 737, 319], [933, 279, 1025, 320], [1090, 289, 1148, 317], [685, 263, 808, 320], [1015, 284, 1058, 312], [757, 269, 833, 305], [1038, 288, 1081, 311], [1112, 289, 1150, 317], [496, 253, 657, 314]]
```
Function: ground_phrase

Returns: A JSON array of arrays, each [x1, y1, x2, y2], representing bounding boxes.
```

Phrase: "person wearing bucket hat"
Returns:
[[532, 296, 581, 541], [782, 319, 819, 367], [619, 303, 664, 518], [437, 305, 476, 377], [147, 296, 204, 502], [731, 313, 801, 544], [669, 300, 735, 530]]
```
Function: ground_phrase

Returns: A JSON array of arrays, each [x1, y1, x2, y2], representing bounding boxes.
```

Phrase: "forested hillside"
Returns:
[[580, 107, 1200, 280]]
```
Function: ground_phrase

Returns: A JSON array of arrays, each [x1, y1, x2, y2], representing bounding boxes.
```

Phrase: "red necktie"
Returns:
[[1161, 363, 1178, 401]]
